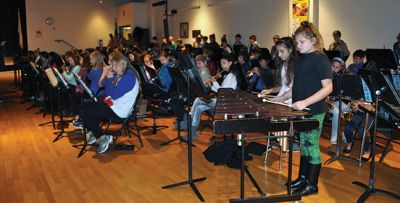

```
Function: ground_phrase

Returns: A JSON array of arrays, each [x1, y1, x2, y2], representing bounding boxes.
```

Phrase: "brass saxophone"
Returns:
[[341, 100, 359, 121]]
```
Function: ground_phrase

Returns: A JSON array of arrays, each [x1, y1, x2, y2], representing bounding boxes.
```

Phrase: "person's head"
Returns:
[[238, 51, 249, 65], [177, 38, 183, 45], [209, 34, 216, 42], [169, 36, 175, 42], [221, 38, 228, 47], [202, 36, 208, 43], [195, 36, 202, 43], [109, 51, 127, 75], [352, 49, 365, 64], [143, 54, 153, 67], [195, 54, 208, 69], [159, 51, 170, 65], [220, 53, 234, 71], [331, 57, 345, 73], [80, 53, 91, 70], [252, 48, 262, 59], [275, 37, 295, 62], [294, 21, 324, 53], [161, 37, 167, 43], [273, 35, 280, 44], [249, 35, 257, 44], [152, 36, 158, 43], [333, 30, 342, 42], [258, 53, 271, 68], [90, 51, 106, 69], [235, 34, 242, 42], [66, 53, 79, 66]]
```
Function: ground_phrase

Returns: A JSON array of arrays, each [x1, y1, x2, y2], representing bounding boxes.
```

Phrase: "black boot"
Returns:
[[285, 156, 308, 189], [293, 163, 321, 196]]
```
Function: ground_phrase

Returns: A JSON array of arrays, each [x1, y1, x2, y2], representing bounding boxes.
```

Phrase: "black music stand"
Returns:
[[365, 49, 398, 70], [161, 53, 207, 203], [25, 62, 42, 111], [325, 74, 365, 165], [38, 68, 57, 129], [138, 64, 168, 135], [71, 72, 99, 158], [52, 68, 70, 142], [352, 70, 400, 202]]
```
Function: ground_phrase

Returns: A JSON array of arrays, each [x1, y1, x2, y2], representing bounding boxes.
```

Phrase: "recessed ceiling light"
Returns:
[[99, 0, 103, 3]]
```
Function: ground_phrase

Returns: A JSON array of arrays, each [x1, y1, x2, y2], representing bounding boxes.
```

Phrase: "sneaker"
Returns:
[[97, 135, 113, 153], [72, 122, 84, 129], [136, 113, 147, 118], [71, 118, 80, 125], [86, 132, 96, 145], [330, 134, 337, 145]]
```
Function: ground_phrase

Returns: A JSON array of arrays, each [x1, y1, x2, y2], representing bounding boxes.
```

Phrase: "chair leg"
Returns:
[[135, 121, 144, 147], [379, 139, 392, 163]]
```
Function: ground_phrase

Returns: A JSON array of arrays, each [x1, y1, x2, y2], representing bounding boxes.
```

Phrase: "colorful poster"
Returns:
[[291, 0, 309, 33]]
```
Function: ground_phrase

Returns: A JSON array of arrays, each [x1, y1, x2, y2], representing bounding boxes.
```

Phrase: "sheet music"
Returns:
[[52, 68, 69, 89], [29, 62, 40, 75], [391, 74, 400, 91], [73, 72, 98, 103], [361, 78, 373, 103], [44, 68, 58, 87]]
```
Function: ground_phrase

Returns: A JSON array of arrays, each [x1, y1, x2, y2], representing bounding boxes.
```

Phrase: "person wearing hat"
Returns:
[[184, 53, 240, 141], [329, 30, 350, 61], [249, 52, 274, 92], [328, 57, 350, 145]]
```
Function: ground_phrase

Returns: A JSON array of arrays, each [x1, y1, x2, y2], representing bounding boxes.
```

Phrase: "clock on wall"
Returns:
[[45, 17, 54, 25]]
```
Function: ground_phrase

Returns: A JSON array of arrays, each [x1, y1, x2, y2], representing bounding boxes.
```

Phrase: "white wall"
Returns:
[[150, 0, 400, 56], [319, 0, 400, 56], [26, 0, 117, 53], [151, 0, 290, 50], [117, 2, 147, 29]]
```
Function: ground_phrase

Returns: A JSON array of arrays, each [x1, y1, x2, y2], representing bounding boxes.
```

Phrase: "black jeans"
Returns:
[[80, 100, 118, 138]]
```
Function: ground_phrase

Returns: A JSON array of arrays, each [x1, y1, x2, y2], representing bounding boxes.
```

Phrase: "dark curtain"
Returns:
[[0, 0, 27, 56]]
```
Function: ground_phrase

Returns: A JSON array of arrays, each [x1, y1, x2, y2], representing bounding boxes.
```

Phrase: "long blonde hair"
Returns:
[[294, 21, 324, 52], [110, 51, 128, 86], [90, 51, 105, 70]]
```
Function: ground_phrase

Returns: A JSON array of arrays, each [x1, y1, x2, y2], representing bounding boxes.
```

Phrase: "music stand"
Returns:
[[52, 68, 70, 143], [161, 53, 207, 203], [365, 49, 398, 70], [25, 62, 42, 110], [71, 72, 99, 158], [38, 68, 58, 129], [324, 50, 341, 61], [352, 70, 400, 202], [325, 74, 366, 165]]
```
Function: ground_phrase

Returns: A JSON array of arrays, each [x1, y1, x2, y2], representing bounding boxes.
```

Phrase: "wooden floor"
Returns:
[[1, 71, 399, 203]]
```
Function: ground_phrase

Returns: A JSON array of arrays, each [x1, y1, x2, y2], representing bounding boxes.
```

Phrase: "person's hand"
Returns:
[[292, 100, 308, 111], [253, 67, 260, 76], [106, 66, 115, 78], [270, 96, 286, 103], [260, 89, 272, 96]]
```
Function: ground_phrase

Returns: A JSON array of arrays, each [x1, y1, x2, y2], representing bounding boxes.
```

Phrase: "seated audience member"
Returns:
[[195, 54, 211, 85], [249, 53, 274, 92], [184, 53, 240, 141], [234, 33, 243, 46], [347, 49, 365, 75], [248, 35, 260, 54], [237, 51, 251, 76], [221, 38, 233, 54], [80, 51, 139, 153], [328, 57, 349, 145]]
